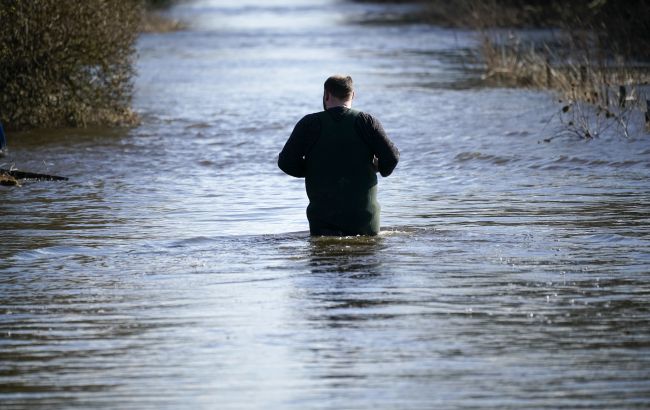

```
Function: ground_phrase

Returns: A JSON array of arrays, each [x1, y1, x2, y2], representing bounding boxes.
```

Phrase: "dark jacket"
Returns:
[[278, 107, 399, 235]]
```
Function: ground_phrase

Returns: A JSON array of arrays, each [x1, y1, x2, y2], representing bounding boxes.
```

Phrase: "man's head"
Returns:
[[323, 75, 354, 109]]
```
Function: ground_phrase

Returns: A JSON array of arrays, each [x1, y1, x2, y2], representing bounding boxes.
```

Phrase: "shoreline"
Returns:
[[352, 0, 650, 139]]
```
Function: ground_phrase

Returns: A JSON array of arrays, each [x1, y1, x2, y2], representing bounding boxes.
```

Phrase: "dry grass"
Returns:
[[479, 30, 650, 139], [350, 0, 650, 138], [0, 171, 20, 187]]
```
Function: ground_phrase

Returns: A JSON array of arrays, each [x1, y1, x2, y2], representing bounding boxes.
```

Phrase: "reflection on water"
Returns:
[[308, 235, 386, 275], [2, 0, 650, 408]]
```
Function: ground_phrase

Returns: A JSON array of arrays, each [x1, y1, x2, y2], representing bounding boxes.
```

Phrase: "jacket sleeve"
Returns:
[[278, 115, 313, 178], [357, 113, 399, 177]]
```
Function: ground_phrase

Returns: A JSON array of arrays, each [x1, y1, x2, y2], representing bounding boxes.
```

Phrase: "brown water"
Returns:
[[2, 1, 650, 409]]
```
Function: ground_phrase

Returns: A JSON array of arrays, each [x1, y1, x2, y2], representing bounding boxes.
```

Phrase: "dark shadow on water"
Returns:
[[307, 234, 388, 277]]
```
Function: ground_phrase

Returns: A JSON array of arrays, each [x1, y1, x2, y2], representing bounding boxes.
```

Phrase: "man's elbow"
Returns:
[[379, 166, 396, 177], [277, 155, 292, 175], [379, 154, 399, 177], [278, 154, 305, 178]]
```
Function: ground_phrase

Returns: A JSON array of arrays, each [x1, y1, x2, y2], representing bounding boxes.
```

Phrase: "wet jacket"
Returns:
[[278, 106, 399, 235]]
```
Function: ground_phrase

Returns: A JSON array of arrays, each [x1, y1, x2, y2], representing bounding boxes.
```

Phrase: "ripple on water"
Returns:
[[1, 0, 650, 408]]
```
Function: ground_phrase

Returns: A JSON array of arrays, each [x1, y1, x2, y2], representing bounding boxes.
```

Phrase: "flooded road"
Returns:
[[2, 0, 650, 408]]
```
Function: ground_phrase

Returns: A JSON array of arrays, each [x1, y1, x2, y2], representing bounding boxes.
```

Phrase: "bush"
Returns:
[[0, 0, 142, 130], [354, 0, 650, 138]]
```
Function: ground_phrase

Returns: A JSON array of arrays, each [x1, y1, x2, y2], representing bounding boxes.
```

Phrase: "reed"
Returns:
[[479, 28, 649, 139], [426, 0, 650, 139]]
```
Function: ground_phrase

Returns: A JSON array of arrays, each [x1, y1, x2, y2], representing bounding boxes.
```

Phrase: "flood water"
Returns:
[[2, 1, 650, 408]]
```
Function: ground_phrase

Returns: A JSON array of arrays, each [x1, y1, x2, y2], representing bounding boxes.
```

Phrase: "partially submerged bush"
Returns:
[[0, 0, 142, 130], [474, 2, 650, 139], [353, 0, 650, 138]]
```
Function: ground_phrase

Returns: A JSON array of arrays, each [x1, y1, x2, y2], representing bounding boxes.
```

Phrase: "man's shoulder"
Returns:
[[293, 112, 324, 135], [353, 110, 383, 126], [298, 111, 324, 124], [350, 108, 377, 119]]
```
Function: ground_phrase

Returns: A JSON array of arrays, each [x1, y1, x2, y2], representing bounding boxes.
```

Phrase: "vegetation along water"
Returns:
[[1, 1, 649, 409]]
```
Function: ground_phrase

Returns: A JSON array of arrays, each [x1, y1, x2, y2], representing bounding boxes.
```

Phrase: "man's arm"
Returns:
[[278, 115, 317, 178], [357, 113, 399, 177]]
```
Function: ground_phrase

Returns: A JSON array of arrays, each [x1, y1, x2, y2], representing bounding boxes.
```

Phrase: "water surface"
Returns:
[[2, 1, 650, 408]]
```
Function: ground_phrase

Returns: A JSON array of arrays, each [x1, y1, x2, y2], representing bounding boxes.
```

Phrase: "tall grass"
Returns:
[[472, 0, 650, 139], [353, 0, 650, 138]]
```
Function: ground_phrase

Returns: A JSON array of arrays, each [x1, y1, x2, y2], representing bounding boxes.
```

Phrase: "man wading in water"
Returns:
[[278, 75, 399, 236]]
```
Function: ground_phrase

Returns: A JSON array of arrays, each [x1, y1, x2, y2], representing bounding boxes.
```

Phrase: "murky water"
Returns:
[[2, 1, 650, 408]]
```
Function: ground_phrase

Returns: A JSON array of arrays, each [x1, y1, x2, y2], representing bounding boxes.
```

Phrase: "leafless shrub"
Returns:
[[0, 0, 143, 130], [465, 1, 650, 139]]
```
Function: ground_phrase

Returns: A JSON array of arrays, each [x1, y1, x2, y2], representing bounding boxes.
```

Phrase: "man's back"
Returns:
[[278, 75, 399, 236], [305, 108, 379, 236]]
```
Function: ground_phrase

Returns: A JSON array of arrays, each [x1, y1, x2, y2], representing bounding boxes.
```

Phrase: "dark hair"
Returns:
[[324, 75, 354, 100]]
